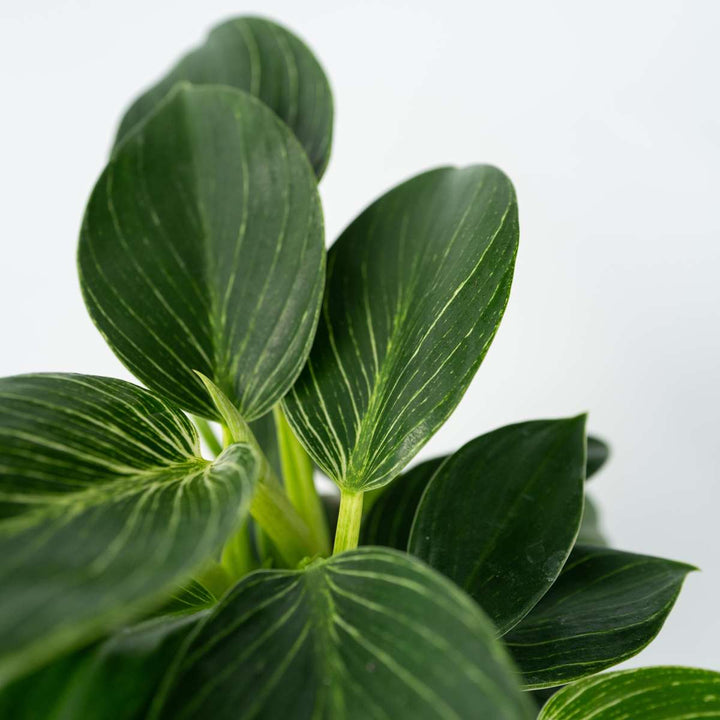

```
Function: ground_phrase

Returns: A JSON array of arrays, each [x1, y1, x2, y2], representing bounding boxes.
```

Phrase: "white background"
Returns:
[[1, 0, 718, 671]]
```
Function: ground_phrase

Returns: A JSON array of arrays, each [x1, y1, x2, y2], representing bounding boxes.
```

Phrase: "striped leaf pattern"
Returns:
[[0, 612, 206, 720], [79, 85, 325, 420], [0, 374, 258, 684], [409, 417, 586, 634], [504, 546, 695, 688], [539, 666, 720, 719], [115, 16, 334, 178], [152, 548, 534, 719], [284, 165, 519, 492]]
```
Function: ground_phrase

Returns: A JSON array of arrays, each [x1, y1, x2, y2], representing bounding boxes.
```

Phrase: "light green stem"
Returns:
[[221, 519, 257, 579], [193, 416, 223, 457], [273, 406, 330, 555], [333, 489, 364, 554], [251, 483, 319, 566]]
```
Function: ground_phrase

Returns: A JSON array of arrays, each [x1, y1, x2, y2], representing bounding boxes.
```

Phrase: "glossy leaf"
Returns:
[[586, 436, 609, 479], [504, 546, 695, 688], [361, 457, 445, 549], [79, 85, 325, 420], [152, 548, 534, 719], [0, 612, 205, 720], [0, 373, 258, 684], [409, 417, 586, 634], [539, 666, 720, 719], [116, 16, 333, 178], [284, 165, 519, 492]]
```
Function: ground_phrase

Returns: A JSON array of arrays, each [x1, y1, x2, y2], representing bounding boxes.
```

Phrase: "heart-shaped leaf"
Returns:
[[538, 666, 720, 719], [284, 165, 519, 492], [79, 85, 325, 421], [0, 373, 258, 684], [504, 546, 695, 688], [361, 457, 445, 549], [409, 417, 586, 634], [0, 612, 205, 720], [115, 17, 333, 178], [152, 548, 534, 719]]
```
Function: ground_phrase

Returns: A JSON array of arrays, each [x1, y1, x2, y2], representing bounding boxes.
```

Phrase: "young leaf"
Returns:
[[0, 612, 205, 720], [79, 85, 325, 421], [504, 546, 695, 688], [115, 16, 334, 178], [361, 457, 445, 549], [0, 373, 258, 684], [538, 666, 720, 719], [284, 165, 519, 492], [409, 417, 586, 634], [152, 548, 535, 719]]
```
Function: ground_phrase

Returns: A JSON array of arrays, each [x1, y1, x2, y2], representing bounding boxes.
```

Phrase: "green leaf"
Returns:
[[538, 666, 720, 719], [576, 494, 606, 546], [361, 457, 445, 549], [152, 548, 534, 719], [284, 165, 519, 492], [586, 436, 609, 479], [0, 612, 205, 720], [115, 16, 334, 178], [504, 546, 695, 688], [409, 417, 586, 634], [0, 373, 258, 684], [79, 84, 325, 421]]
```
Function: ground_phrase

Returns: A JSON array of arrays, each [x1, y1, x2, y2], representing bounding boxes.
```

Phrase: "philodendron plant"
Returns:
[[0, 15, 717, 719]]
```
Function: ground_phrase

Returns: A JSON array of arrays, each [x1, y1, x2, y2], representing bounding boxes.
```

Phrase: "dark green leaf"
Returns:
[[586, 436, 609, 479], [539, 666, 720, 719], [79, 85, 325, 421], [409, 417, 586, 634], [153, 548, 534, 719], [0, 373, 258, 684], [0, 612, 205, 720], [504, 546, 695, 688], [284, 165, 519, 492], [116, 16, 333, 178], [361, 457, 445, 549], [576, 494, 606, 546]]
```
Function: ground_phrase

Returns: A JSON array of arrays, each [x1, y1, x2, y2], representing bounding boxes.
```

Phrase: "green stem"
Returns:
[[251, 483, 319, 566], [273, 406, 330, 555], [193, 416, 223, 457], [221, 519, 257, 579], [333, 489, 364, 554]]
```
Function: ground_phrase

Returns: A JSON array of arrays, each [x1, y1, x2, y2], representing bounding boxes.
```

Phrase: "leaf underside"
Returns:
[[0, 373, 257, 684], [80, 85, 325, 420], [115, 16, 334, 178], [153, 548, 534, 719], [284, 164, 519, 492]]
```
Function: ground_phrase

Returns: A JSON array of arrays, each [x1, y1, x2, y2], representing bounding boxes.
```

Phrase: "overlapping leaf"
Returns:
[[152, 548, 534, 719], [284, 165, 519, 492], [504, 546, 695, 688], [115, 16, 334, 178], [585, 436, 609, 479], [79, 85, 325, 420], [539, 666, 720, 719], [409, 417, 586, 633], [0, 612, 205, 720], [0, 374, 258, 684], [361, 457, 445, 549]]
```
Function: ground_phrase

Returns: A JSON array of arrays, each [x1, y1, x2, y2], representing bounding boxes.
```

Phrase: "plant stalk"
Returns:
[[333, 489, 364, 554], [273, 406, 331, 555]]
